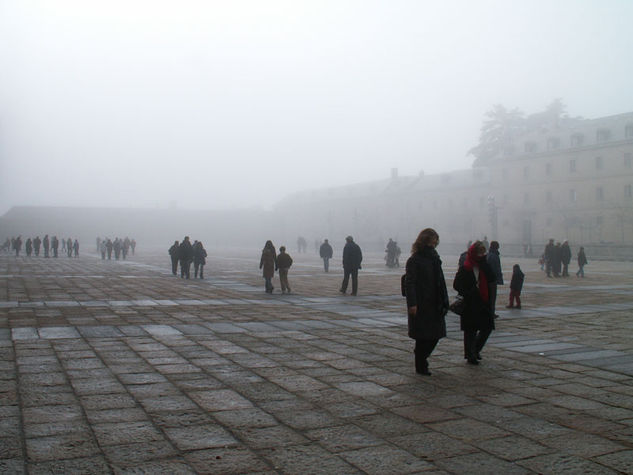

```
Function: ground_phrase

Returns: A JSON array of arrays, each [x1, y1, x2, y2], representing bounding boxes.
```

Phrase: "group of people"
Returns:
[[2, 235, 79, 258], [169, 237, 207, 279], [385, 238, 402, 268], [98, 237, 136, 260], [541, 239, 588, 278], [404, 230, 528, 375]]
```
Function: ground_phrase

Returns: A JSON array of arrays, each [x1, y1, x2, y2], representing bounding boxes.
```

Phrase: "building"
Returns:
[[275, 112, 633, 254]]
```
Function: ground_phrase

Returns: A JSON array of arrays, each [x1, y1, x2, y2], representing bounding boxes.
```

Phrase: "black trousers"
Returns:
[[194, 262, 204, 278], [180, 259, 191, 279], [463, 328, 492, 360], [341, 268, 358, 295], [415, 339, 439, 371], [171, 257, 179, 275]]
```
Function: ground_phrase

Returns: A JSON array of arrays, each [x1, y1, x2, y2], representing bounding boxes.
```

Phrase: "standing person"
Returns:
[[96, 237, 101, 253], [276, 246, 293, 294], [259, 240, 277, 293], [561, 240, 572, 277], [179, 236, 194, 279], [43, 235, 50, 258], [131, 239, 136, 255], [506, 264, 525, 309], [576, 246, 588, 278], [113, 238, 121, 260], [13, 236, 22, 256], [193, 241, 207, 279], [168, 241, 179, 275], [25, 238, 33, 257], [340, 236, 362, 296], [100, 239, 107, 259], [486, 240, 503, 317], [61, 237, 67, 254], [404, 228, 449, 376], [73, 239, 79, 257], [319, 239, 333, 272], [122, 237, 130, 260], [51, 236, 59, 257], [552, 242, 562, 277], [67, 238, 73, 257], [453, 241, 496, 365], [106, 238, 113, 260], [33, 236, 41, 256], [544, 239, 554, 277]]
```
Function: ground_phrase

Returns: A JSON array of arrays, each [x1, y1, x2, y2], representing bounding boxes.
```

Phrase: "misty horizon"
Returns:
[[2, 1, 633, 216]]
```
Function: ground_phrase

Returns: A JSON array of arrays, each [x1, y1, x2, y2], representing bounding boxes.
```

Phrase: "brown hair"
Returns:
[[411, 228, 439, 254]]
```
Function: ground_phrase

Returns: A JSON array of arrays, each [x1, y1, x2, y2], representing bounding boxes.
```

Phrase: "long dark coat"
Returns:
[[561, 243, 572, 265], [404, 247, 449, 340], [342, 241, 362, 270], [178, 240, 194, 262], [193, 245, 207, 265], [260, 247, 276, 278], [453, 260, 496, 333], [486, 249, 504, 285]]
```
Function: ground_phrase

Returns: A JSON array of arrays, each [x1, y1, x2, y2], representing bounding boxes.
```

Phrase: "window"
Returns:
[[626, 124, 633, 138], [596, 129, 611, 143], [545, 163, 552, 176], [625, 153, 632, 169], [571, 133, 584, 147], [569, 159, 577, 173], [596, 186, 604, 201], [570, 189, 577, 202], [547, 137, 560, 150], [524, 141, 537, 153], [625, 184, 632, 199], [595, 156, 603, 170], [546, 191, 553, 203]]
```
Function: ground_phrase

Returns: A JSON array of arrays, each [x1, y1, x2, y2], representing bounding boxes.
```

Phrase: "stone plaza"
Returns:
[[1, 247, 632, 474]]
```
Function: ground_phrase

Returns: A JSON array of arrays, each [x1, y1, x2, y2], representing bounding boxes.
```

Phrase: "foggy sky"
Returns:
[[1, 0, 632, 215]]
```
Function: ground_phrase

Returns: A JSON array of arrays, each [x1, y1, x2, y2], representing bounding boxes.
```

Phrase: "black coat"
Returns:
[[193, 245, 207, 265], [319, 243, 333, 259], [342, 242, 362, 270], [453, 260, 496, 332], [561, 243, 572, 265], [179, 241, 194, 261], [405, 247, 449, 340]]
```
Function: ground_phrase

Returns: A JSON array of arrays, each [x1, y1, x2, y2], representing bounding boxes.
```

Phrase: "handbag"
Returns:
[[449, 296, 465, 316]]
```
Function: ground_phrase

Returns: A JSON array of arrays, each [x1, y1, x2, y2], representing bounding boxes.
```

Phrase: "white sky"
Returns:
[[1, 0, 632, 214]]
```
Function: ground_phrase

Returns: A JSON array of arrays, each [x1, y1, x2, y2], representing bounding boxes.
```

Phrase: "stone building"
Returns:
[[275, 112, 633, 254]]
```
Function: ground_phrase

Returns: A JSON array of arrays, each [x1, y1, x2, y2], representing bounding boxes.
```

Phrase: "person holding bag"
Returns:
[[404, 228, 449, 376], [453, 241, 496, 365]]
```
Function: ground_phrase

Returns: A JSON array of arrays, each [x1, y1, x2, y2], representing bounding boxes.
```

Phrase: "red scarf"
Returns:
[[463, 244, 489, 302]]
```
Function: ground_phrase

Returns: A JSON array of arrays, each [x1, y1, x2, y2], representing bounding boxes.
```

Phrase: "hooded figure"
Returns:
[[259, 240, 277, 293]]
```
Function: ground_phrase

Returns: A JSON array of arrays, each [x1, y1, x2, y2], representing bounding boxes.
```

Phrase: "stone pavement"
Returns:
[[1, 248, 632, 474]]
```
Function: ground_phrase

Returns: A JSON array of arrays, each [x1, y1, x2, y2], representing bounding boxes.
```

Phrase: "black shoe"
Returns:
[[467, 358, 479, 365], [416, 368, 432, 376], [476, 353, 482, 360]]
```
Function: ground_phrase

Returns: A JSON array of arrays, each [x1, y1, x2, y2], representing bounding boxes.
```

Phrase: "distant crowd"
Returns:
[[97, 237, 136, 260], [2, 235, 80, 258]]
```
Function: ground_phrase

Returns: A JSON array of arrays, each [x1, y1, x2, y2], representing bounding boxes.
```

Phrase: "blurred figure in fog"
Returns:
[[25, 238, 33, 256], [193, 241, 207, 279], [319, 239, 333, 272], [73, 239, 79, 257], [33, 236, 41, 256], [13, 236, 22, 256], [43, 235, 50, 258], [179, 236, 194, 279], [106, 238, 113, 260], [67, 238, 73, 257], [51, 236, 59, 257], [260, 240, 277, 293], [100, 239, 107, 259], [131, 239, 136, 255], [169, 240, 179, 275], [277, 246, 293, 294], [576, 247, 588, 278], [340, 236, 362, 296]]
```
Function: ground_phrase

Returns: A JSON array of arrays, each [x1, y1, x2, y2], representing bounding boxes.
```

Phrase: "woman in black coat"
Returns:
[[453, 241, 496, 365], [404, 228, 449, 375]]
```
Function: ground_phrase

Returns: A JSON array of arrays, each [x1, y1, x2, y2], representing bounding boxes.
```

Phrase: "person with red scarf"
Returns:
[[453, 240, 497, 365]]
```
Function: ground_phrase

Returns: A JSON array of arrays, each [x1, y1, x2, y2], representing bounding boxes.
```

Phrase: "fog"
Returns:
[[1, 0, 632, 216]]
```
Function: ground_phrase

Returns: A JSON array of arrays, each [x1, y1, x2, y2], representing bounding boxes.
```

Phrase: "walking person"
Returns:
[[179, 236, 194, 279], [168, 241, 179, 275], [73, 239, 79, 257], [13, 236, 22, 256], [506, 264, 525, 309], [100, 239, 107, 260], [576, 246, 588, 278], [106, 238, 113, 260], [404, 228, 449, 376], [259, 240, 277, 293], [193, 241, 207, 279], [486, 240, 503, 317], [319, 239, 333, 272], [340, 236, 362, 296], [33, 236, 41, 256], [43, 234, 50, 258], [544, 239, 554, 277], [25, 238, 33, 257], [51, 236, 59, 257], [561, 240, 572, 277], [453, 241, 496, 365], [277, 246, 293, 294], [67, 238, 73, 258]]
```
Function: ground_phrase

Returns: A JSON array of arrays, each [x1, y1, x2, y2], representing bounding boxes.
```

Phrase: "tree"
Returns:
[[469, 104, 525, 166]]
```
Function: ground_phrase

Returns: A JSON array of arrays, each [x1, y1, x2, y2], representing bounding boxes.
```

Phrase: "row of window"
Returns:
[[523, 124, 633, 153], [502, 153, 633, 179]]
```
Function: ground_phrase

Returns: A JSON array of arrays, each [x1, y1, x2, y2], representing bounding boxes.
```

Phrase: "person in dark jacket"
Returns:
[[453, 241, 496, 365], [561, 240, 572, 277], [506, 264, 525, 309], [43, 234, 50, 258], [13, 236, 22, 256], [179, 236, 194, 279], [544, 239, 554, 277], [25, 238, 32, 257], [319, 239, 333, 272], [260, 240, 277, 293], [33, 236, 41, 256], [404, 228, 449, 376], [51, 236, 59, 257], [552, 242, 562, 277], [168, 241, 179, 275], [67, 238, 73, 258], [276, 246, 293, 293], [340, 236, 362, 296], [486, 240, 503, 317], [73, 239, 79, 257], [576, 247, 588, 278], [193, 241, 207, 279], [106, 238, 113, 260]]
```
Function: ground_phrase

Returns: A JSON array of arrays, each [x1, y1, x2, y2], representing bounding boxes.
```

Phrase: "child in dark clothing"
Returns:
[[507, 264, 525, 309]]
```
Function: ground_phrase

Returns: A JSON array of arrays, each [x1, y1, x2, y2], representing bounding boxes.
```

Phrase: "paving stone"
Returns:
[[25, 434, 100, 462], [92, 421, 165, 446], [517, 453, 619, 474], [163, 424, 237, 450], [339, 444, 434, 474]]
